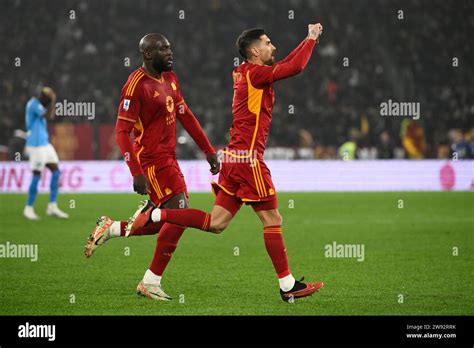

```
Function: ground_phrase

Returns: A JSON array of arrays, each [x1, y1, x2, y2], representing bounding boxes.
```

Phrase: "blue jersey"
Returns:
[[25, 97, 49, 147]]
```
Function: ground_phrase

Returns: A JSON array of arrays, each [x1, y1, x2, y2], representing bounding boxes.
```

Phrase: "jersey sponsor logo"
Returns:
[[165, 114, 175, 126], [123, 99, 130, 111], [166, 95, 174, 113]]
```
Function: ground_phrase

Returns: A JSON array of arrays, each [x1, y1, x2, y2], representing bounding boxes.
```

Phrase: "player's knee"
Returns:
[[273, 212, 283, 226], [263, 211, 283, 227], [277, 213, 283, 225], [209, 220, 228, 234], [209, 225, 225, 234]]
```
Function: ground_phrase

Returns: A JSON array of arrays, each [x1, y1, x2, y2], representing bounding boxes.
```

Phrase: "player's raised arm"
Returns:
[[277, 37, 310, 65], [272, 23, 323, 81], [236, 26, 322, 89]]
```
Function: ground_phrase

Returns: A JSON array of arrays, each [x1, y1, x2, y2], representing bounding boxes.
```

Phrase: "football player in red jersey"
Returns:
[[127, 24, 324, 302], [84, 33, 220, 301]]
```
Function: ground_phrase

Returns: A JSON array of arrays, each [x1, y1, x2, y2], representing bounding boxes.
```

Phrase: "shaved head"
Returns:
[[139, 33, 167, 53], [139, 33, 174, 73]]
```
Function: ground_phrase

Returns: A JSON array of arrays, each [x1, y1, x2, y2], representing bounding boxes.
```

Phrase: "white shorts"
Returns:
[[25, 144, 59, 171]]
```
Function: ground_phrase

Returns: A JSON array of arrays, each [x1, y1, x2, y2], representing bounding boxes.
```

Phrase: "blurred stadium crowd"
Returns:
[[1, 0, 473, 160]]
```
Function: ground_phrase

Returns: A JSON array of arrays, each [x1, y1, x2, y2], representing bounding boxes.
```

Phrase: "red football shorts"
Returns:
[[144, 159, 188, 207], [211, 158, 278, 214]]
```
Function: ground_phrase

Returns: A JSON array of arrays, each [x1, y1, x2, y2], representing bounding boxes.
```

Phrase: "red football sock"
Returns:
[[149, 223, 185, 276], [161, 209, 211, 231], [120, 221, 127, 236], [263, 225, 290, 278], [120, 221, 165, 236]]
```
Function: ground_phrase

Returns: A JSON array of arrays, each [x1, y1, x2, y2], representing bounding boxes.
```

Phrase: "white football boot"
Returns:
[[23, 206, 40, 220], [46, 202, 69, 219], [137, 281, 172, 301], [84, 216, 114, 258]]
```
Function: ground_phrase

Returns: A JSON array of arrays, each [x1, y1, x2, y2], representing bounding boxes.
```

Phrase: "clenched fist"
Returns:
[[308, 23, 323, 42]]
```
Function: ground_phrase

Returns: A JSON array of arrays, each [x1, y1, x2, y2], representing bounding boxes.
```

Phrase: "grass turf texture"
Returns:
[[0, 192, 472, 315]]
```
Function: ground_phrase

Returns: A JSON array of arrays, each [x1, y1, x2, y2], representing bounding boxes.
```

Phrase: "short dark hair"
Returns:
[[236, 28, 266, 59]]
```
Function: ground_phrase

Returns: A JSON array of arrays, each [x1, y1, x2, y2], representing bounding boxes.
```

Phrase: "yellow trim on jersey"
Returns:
[[135, 118, 144, 143], [222, 71, 263, 159], [126, 71, 143, 96], [117, 115, 136, 123], [129, 73, 144, 96], [125, 71, 140, 95], [136, 146, 145, 166], [134, 117, 145, 165], [126, 71, 144, 96], [246, 70, 263, 154]]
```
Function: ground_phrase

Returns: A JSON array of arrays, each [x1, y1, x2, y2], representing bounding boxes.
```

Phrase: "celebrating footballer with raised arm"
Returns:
[[127, 24, 324, 302], [84, 33, 220, 301]]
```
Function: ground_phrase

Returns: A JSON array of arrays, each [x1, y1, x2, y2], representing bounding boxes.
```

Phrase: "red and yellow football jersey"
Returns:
[[224, 38, 316, 161], [117, 67, 184, 168], [212, 38, 316, 202], [115, 67, 214, 177], [226, 63, 275, 160]]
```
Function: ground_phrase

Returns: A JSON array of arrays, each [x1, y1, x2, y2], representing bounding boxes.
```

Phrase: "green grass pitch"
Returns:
[[0, 192, 472, 315]]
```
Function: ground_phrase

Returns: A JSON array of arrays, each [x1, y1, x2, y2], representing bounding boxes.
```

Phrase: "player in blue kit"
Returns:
[[23, 87, 69, 220]]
